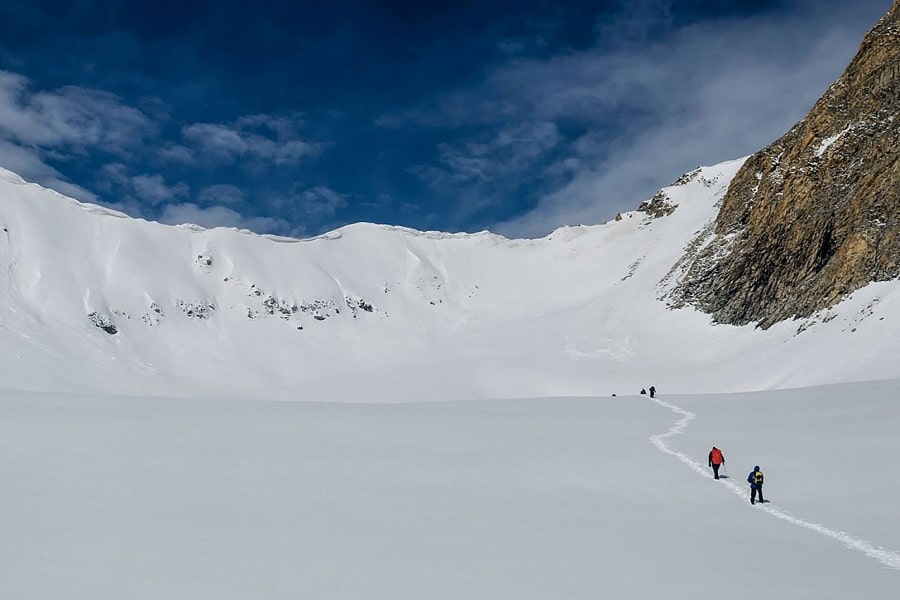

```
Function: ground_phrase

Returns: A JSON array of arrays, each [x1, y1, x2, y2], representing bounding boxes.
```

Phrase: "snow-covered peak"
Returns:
[[0, 160, 898, 401]]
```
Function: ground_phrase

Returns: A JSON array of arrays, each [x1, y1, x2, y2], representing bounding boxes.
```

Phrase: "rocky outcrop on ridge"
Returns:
[[669, 1, 900, 328]]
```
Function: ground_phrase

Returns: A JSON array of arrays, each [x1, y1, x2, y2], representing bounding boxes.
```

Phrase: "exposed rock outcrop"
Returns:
[[671, 1, 900, 328]]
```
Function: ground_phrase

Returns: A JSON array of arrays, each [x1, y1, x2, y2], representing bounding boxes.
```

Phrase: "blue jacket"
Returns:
[[748, 467, 764, 488]]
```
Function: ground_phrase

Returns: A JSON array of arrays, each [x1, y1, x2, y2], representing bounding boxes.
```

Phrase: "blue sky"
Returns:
[[0, 0, 890, 238]]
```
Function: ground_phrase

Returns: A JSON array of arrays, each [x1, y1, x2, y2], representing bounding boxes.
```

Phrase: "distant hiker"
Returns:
[[708, 446, 725, 479], [747, 466, 765, 504], [640, 388, 647, 395], [649, 385, 656, 398]]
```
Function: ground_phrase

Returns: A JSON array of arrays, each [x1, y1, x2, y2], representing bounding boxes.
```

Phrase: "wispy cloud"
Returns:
[[130, 174, 190, 205], [0, 71, 154, 202], [0, 138, 98, 201], [0, 71, 153, 152], [158, 143, 196, 165], [414, 121, 561, 185], [198, 184, 245, 206], [380, 0, 887, 237], [285, 185, 348, 220], [154, 183, 348, 238], [97, 163, 189, 206], [496, 10, 875, 237], [180, 113, 321, 166], [0, 68, 330, 234], [0, 0, 888, 240]]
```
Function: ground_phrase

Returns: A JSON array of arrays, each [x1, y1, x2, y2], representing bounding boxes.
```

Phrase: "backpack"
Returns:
[[754, 471, 764, 485], [710, 448, 723, 464]]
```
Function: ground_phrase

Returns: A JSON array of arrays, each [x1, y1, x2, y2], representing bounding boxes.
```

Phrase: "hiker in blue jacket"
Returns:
[[748, 466, 765, 504]]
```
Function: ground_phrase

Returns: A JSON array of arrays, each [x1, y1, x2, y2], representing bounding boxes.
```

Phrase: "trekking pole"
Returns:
[[722, 464, 729, 477]]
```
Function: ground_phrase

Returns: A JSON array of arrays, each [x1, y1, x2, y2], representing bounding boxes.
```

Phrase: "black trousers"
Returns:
[[711, 463, 721, 479], [751, 485, 764, 503]]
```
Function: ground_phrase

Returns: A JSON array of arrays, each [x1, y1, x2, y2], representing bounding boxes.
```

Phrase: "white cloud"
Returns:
[[0, 70, 153, 152], [130, 174, 189, 205], [96, 164, 189, 207], [158, 143, 196, 165], [0, 137, 60, 179], [261, 184, 348, 234], [198, 184, 245, 206], [98, 162, 129, 187], [0, 71, 155, 205], [182, 123, 247, 162], [0, 138, 97, 202], [293, 186, 348, 219], [43, 178, 99, 204], [416, 121, 561, 186], [181, 114, 320, 166], [496, 10, 881, 237], [236, 113, 306, 138], [380, 0, 888, 237]]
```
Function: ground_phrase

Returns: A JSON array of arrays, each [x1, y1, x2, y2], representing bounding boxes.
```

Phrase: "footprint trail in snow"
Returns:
[[648, 395, 900, 571]]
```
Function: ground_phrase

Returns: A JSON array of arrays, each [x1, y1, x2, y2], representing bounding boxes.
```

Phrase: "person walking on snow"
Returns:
[[748, 466, 765, 504], [649, 385, 656, 398], [708, 446, 725, 479]]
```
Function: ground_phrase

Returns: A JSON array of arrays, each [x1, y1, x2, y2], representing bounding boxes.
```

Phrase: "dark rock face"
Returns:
[[671, 1, 900, 328], [88, 312, 118, 335]]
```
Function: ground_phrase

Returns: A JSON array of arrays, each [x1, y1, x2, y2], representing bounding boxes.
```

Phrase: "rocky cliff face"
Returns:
[[669, 1, 900, 328]]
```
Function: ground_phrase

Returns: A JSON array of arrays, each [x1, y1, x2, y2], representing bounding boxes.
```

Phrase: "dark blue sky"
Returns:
[[0, 0, 889, 238]]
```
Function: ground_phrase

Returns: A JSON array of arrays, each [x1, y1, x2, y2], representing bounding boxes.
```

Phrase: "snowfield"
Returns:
[[2, 383, 898, 599], [0, 161, 899, 597]]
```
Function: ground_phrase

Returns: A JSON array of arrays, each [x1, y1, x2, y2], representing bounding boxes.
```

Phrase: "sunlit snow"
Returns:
[[1, 161, 898, 598]]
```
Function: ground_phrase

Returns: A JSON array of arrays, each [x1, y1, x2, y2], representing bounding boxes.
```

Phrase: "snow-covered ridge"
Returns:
[[1, 161, 899, 401], [0, 166, 28, 185]]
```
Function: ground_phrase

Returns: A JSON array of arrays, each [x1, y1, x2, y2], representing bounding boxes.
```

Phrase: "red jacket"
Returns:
[[709, 447, 724, 465]]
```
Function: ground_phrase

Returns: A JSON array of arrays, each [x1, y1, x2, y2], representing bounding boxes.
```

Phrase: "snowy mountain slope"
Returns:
[[1, 160, 899, 401], [3, 161, 900, 599]]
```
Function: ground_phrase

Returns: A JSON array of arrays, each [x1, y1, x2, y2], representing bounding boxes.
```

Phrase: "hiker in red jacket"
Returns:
[[708, 446, 725, 479]]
